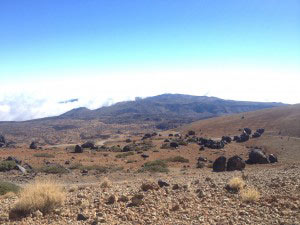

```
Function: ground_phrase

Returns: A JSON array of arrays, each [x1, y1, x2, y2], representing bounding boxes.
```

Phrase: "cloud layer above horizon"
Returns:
[[1, 66, 299, 121]]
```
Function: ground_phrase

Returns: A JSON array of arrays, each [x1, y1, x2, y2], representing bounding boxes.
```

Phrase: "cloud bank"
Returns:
[[1, 65, 299, 121]]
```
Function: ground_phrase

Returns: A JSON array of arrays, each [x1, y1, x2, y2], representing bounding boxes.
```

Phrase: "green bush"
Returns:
[[33, 153, 55, 158], [115, 152, 134, 158], [166, 156, 189, 163], [138, 160, 169, 173], [39, 166, 69, 174], [0, 161, 17, 172], [0, 181, 20, 195]]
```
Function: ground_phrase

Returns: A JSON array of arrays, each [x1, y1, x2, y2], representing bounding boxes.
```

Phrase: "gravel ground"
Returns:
[[0, 164, 299, 225]]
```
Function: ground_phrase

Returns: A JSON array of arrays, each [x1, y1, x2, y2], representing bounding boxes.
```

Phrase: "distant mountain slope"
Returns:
[[59, 94, 285, 128], [177, 104, 300, 138]]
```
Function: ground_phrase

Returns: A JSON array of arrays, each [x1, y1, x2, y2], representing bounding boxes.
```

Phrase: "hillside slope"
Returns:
[[177, 104, 300, 138], [59, 94, 284, 128]]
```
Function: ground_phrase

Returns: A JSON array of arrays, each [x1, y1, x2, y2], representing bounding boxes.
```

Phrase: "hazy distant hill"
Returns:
[[0, 94, 289, 144], [59, 94, 285, 129]]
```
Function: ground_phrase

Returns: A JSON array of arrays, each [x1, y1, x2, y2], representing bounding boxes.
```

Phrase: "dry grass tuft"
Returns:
[[9, 179, 65, 220], [226, 177, 246, 193], [100, 177, 112, 188], [240, 187, 260, 203]]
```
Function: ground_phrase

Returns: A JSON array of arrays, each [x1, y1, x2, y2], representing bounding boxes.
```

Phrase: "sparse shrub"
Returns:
[[33, 153, 55, 158], [115, 152, 134, 158], [69, 162, 83, 170], [166, 156, 189, 163], [100, 177, 112, 188], [138, 160, 169, 173], [0, 181, 20, 195], [0, 160, 17, 172], [9, 179, 65, 219], [226, 177, 245, 193], [126, 160, 136, 164], [240, 187, 260, 202], [39, 165, 69, 174]]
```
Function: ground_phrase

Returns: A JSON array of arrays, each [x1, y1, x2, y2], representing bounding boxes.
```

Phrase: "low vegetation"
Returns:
[[9, 179, 65, 219], [166, 156, 189, 163], [33, 153, 55, 158], [226, 177, 246, 193], [69, 163, 122, 173], [39, 165, 69, 174], [240, 187, 260, 202], [0, 181, 20, 195], [0, 161, 17, 172], [115, 152, 134, 158], [138, 160, 169, 173]]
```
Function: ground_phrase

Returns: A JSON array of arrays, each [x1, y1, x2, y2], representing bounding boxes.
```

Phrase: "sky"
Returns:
[[0, 0, 299, 121]]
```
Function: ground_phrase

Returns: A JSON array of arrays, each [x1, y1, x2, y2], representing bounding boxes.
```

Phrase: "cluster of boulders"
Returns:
[[246, 148, 277, 164], [212, 148, 278, 172], [233, 128, 265, 143], [213, 155, 246, 172], [198, 137, 225, 149]]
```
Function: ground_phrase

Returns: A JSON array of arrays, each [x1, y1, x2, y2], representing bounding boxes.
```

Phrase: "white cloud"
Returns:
[[0, 64, 299, 121]]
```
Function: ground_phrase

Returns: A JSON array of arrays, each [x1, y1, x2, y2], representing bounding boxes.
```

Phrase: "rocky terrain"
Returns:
[[0, 104, 299, 224]]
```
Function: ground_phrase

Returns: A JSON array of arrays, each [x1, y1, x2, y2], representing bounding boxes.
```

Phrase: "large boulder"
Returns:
[[142, 133, 151, 140], [236, 133, 249, 143], [246, 149, 269, 164], [81, 141, 95, 149], [256, 128, 265, 135], [0, 135, 6, 144], [227, 155, 245, 171], [269, 154, 278, 163], [252, 132, 261, 138], [243, 128, 252, 135], [29, 142, 37, 149], [170, 142, 179, 148], [213, 156, 227, 172], [222, 136, 232, 143], [74, 145, 83, 153]]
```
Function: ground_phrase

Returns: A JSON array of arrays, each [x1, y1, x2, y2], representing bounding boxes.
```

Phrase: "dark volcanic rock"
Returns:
[[213, 156, 227, 172], [74, 145, 83, 153], [269, 154, 278, 163], [252, 132, 261, 138], [256, 128, 265, 135], [141, 154, 149, 159], [222, 136, 232, 143], [81, 141, 95, 149], [227, 155, 245, 171], [236, 133, 249, 143], [188, 130, 196, 136], [0, 135, 6, 144], [77, 213, 88, 221], [243, 128, 252, 135], [158, 179, 170, 188], [142, 133, 151, 140], [29, 142, 37, 149], [6, 156, 22, 164], [246, 149, 269, 164], [170, 142, 179, 148]]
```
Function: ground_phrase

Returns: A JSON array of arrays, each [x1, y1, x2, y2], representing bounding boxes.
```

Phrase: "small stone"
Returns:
[[106, 195, 116, 204], [118, 195, 129, 203], [172, 184, 180, 190], [77, 213, 88, 221], [158, 179, 170, 188]]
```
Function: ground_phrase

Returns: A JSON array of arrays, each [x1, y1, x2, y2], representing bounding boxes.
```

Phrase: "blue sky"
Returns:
[[0, 0, 300, 120]]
